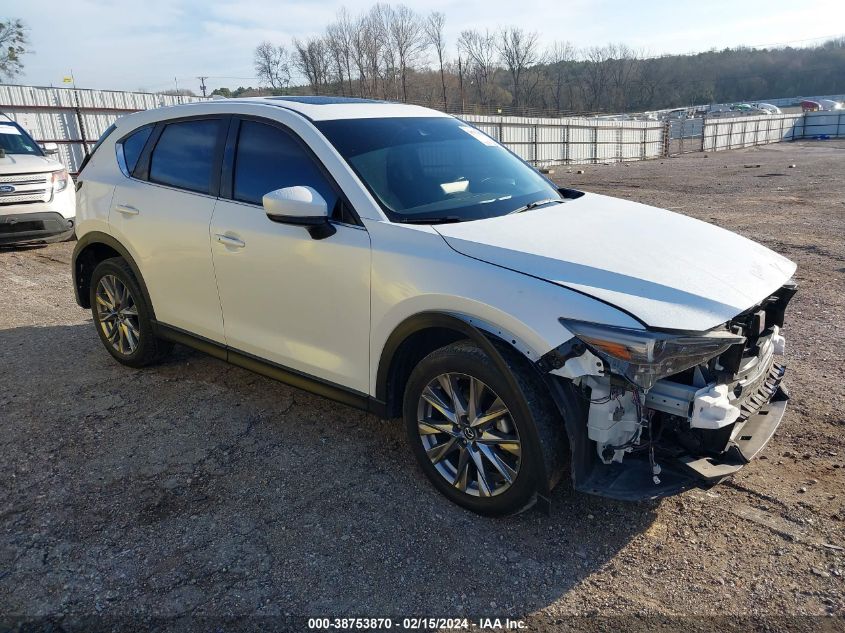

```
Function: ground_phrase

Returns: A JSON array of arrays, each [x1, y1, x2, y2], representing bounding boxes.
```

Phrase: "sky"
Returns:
[[6, 0, 845, 94]]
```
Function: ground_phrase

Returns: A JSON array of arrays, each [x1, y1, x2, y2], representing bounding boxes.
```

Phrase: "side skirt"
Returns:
[[151, 321, 388, 418]]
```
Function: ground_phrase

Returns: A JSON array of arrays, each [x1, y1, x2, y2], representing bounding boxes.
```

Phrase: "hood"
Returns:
[[434, 192, 796, 331], [0, 153, 62, 174]]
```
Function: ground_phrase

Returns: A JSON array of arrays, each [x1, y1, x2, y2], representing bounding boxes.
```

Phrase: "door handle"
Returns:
[[215, 233, 246, 248], [115, 204, 140, 216]]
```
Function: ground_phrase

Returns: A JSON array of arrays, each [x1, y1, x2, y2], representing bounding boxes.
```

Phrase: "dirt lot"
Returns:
[[1, 140, 843, 630]]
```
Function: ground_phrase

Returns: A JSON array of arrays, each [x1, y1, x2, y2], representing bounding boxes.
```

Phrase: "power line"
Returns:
[[747, 32, 845, 50]]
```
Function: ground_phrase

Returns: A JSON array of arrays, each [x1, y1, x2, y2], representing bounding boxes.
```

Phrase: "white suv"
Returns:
[[73, 97, 797, 515], [0, 114, 75, 245]]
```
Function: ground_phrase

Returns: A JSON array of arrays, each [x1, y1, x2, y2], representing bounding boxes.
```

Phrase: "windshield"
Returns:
[[0, 122, 43, 156], [315, 117, 561, 223]]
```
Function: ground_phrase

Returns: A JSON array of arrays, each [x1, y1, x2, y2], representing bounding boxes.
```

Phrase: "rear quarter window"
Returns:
[[119, 125, 153, 175]]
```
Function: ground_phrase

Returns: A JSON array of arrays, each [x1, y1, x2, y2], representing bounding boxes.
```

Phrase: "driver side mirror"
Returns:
[[262, 186, 336, 240], [41, 142, 59, 155]]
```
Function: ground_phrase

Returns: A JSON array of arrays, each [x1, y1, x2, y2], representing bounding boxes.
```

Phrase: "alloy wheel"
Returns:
[[416, 372, 521, 497], [95, 274, 141, 355]]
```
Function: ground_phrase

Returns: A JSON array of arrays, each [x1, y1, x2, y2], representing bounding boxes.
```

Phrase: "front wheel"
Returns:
[[403, 340, 564, 516]]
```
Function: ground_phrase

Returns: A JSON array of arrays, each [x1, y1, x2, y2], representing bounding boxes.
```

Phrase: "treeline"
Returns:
[[210, 5, 845, 115]]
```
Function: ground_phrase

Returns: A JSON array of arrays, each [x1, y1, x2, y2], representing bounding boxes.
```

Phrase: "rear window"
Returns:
[[149, 119, 221, 194]]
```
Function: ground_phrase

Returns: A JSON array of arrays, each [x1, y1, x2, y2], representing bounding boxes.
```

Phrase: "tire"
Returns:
[[403, 339, 565, 516], [89, 257, 172, 368]]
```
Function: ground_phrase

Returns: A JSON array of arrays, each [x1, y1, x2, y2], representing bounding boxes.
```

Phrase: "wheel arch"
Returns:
[[376, 311, 552, 415], [72, 232, 155, 318]]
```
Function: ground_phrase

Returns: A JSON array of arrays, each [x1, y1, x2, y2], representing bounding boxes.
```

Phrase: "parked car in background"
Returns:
[[801, 100, 822, 112], [817, 99, 844, 111], [755, 103, 783, 115], [0, 114, 75, 246], [72, 97, 797, 515]]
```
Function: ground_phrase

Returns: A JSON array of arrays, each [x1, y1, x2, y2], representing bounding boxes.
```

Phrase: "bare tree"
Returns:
[[636, 56, 667, 109], [385, 5, 426, 102], [582, 45, 612, 111], [254, 41, 291, 91], [546, 41, 575, 113], [496, 27, 542, 109], [350, 12, 372, 96], [456, 55, 466, 112], [0, 19, 28, 80], [425, 11, 448, 108], [292, 37, 331, 95], [353, 5, 389, 98], [458, 29, 497, 106], [605, 43, 640, 112], [326, 9, 355, 95]]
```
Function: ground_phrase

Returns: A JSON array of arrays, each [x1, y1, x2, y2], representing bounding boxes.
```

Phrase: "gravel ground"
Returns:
[[0, 140, 843, 631]]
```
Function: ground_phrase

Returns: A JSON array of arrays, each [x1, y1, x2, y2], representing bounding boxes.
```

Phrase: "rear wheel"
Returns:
[[403, 340, 563, 515], [89, 257, 172, 367]]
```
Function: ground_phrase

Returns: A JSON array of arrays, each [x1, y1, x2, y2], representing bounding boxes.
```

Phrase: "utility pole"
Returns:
[[197, 76, 208, 98]]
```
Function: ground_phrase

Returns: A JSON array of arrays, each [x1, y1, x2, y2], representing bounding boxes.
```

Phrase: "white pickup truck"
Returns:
[[0, 114, 75, 246]]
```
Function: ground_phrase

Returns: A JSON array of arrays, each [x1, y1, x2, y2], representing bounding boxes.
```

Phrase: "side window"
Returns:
[[233, 120, 339, 213], [119, 126, 152, 175], [149, 119, 221, 194]]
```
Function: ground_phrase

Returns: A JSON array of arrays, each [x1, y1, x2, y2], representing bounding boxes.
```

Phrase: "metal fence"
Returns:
[[699, 111, 845, 151], [0, 84, 205, 173], [668, 118, 704, 155], [461, 114, 666, 166], [701, 113, 806, 151], [1, 84, 844, 173]]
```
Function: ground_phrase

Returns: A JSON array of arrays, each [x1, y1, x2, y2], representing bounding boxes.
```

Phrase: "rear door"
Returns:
[[109, 116, 228, 342], [209, 117, 372, 392]]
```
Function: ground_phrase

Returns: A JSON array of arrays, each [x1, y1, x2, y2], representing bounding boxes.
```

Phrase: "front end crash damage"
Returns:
[[537, 282, 797, 501]]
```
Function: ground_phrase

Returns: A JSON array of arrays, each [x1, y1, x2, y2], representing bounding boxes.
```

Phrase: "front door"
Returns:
[[209, 118, 372, 393]]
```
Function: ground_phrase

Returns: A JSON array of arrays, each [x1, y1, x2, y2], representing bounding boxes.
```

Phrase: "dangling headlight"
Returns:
[[559, 318, 745, 390]]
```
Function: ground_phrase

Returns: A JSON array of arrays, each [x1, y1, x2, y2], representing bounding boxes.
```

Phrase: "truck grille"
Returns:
[[0, 172, 52, 206]]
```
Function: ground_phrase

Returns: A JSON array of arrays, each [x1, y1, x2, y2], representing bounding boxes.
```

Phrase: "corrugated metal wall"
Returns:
[[0, 85, 206, 173]]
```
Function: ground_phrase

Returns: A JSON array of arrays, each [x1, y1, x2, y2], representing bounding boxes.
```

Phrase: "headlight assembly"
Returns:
[[559, 318, 745, 390]]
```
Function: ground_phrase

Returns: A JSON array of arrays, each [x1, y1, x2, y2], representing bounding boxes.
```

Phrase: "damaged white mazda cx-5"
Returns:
[[72, 97, 796, 515]]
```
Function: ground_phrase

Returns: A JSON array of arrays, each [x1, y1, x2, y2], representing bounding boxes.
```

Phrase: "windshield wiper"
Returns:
[[509, 198, 564, 214], [396, 216, 464, 225]]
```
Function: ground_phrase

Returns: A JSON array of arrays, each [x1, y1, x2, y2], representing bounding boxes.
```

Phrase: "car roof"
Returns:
[[180, 96, 452, 122]]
